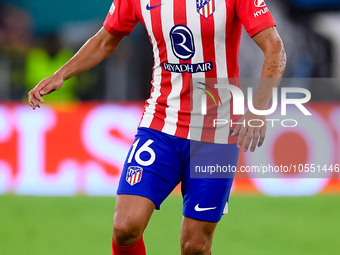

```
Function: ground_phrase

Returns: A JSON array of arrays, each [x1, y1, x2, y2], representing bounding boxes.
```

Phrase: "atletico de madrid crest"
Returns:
[[197, 0, 215, 18], [126, 166, 143, 186]]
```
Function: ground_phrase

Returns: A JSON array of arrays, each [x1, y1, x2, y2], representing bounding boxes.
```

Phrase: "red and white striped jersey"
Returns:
[[104, 0, 276, 144]]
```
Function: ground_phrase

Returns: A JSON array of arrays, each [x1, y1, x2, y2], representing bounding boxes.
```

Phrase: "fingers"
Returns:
[[231, 124, 241, 136], [28, 79, 51, 109], [236, 125, 266, 152], [34, 88, 44, 104], [258, 124, 266, 147], [248, 129, 259, 152], [236, 126, 247, 149], [241, 127, 255, 152], [28, 91, 39, 110], [28, 90, 42, 110]]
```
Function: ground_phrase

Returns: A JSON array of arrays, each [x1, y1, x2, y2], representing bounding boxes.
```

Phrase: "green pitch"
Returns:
[[0, 195, 339, 255]]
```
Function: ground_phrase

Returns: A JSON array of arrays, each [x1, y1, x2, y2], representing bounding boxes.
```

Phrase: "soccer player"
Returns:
[[28, 0, 286, 254]]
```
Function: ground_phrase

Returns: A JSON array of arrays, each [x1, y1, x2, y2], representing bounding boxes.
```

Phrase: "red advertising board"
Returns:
[[0, 102, 339, 196]]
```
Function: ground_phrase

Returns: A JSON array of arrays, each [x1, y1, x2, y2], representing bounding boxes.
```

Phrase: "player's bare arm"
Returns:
[[28, 27, 124, 109], [232, 26, 286, 152]]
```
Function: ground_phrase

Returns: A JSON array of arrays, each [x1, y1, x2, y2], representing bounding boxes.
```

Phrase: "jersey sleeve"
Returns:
[[103, 0, 138, 36], [235, 0, 276, 37]]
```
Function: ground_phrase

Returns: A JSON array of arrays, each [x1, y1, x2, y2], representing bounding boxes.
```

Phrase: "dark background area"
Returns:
[[0, 0, 339, 102]]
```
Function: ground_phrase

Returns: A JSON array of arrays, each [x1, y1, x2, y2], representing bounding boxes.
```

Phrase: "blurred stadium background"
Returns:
[[0, 0, 340, 254]]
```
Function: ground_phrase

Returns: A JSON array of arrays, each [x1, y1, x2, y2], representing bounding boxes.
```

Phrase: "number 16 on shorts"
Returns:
[[126, 139, 156, 186], [127, 138, 156, 166]]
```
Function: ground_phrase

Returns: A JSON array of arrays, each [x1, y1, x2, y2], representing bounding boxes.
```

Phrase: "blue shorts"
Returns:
[[117, 127, 239, 222]]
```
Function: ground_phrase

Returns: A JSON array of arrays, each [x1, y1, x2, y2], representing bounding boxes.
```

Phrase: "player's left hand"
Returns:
[[231, 110, 266, 152]]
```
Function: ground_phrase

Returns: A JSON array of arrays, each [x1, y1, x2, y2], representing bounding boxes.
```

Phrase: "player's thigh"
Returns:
[[113, 194, 155, 234], [117, 127, 184, 210]]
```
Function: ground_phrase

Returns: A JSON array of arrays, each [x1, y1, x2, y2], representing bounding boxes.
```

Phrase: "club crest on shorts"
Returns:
[[196, 0, 215, 18], [126, 166, 143, 186]]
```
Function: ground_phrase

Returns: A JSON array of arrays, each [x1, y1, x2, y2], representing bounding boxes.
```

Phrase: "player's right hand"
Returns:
[[28, 74, 63, 110], [231, 110, 266, 152]]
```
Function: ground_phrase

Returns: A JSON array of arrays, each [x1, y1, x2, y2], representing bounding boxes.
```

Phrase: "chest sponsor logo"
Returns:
[[196, 0, 215, 18], [162, 62, 213, 73], [170, 25, 195, 60], [126, 166, 143, 186], [254, 0, 266, 8], [164, 25, 213, 73]]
